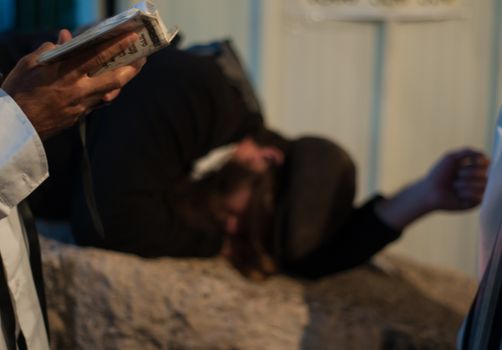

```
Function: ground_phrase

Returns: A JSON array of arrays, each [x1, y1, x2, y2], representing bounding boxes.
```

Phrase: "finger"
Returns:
[[453, 185, 486, 204], [454, 150, 489, 167], [455, 192, 485, 205], [109, 56, 147, 83], [454, 180, 487, 192], [457, 167, 489, 180], [102, 89, 121, 102], [459, 156, 490, 169], [57, 29, 73, 45], [78, 92, 115, 114], [75, 32, 139, 76], [439, 148, 476, 165], [455, 189, 485, 203], [456, 193, 484, 207], [122, 56, 147, 72], [262, 148, 284, 165], [99, 57, 143, 101], [81, 58, 145, 97], [458, 200, 479, 210], [455, 190, 486, 204], [269, 148, 285, 165]]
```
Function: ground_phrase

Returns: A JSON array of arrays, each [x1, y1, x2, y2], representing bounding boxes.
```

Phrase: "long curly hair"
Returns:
[[173, 159, 280, 280]]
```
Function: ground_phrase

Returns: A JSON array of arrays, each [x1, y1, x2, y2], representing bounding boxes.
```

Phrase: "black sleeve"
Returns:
[[284, 196, 402, 279]]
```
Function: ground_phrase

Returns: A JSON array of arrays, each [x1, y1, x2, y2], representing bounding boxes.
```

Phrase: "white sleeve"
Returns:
[[0, 89, 48, 219]]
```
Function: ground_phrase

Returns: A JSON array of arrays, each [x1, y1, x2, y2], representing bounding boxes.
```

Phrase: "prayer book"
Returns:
[[38, 1, 178, 75]]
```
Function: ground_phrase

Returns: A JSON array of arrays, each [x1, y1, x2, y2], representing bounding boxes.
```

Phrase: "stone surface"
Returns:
[[41, 238, 477, 350]]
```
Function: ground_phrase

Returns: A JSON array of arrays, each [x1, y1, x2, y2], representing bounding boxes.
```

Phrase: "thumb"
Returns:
[[57, 29, 73, 45]]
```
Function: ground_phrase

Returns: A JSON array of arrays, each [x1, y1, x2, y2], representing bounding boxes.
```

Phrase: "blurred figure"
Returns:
[[71, 44, 267, 257], [178, 138, 489, 279], [67, 44, 489, 280]]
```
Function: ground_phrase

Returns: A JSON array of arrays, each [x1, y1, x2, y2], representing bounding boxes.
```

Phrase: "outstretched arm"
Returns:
[[374, 148, 489, 231], [285, 148, 489, 279]]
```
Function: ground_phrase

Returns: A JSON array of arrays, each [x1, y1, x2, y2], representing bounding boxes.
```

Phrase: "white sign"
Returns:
[[292, 0, 465, 22]]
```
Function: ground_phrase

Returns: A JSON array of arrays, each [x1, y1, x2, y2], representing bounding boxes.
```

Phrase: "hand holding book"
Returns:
[[2, 30, 145, 138]]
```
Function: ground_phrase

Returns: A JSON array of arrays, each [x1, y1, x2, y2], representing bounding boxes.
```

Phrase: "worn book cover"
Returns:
[[38, 1, 178, 75]]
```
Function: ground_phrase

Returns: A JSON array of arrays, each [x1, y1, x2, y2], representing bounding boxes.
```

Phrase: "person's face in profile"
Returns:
[[211, 138, 283, 236], [212, 180, 253, 236]]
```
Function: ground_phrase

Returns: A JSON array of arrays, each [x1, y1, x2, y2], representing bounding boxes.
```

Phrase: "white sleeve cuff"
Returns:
[[0, 90, 48, 218]]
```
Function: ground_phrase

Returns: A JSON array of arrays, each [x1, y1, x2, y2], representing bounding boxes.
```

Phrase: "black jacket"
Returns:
[[71, 47, 264, 257]]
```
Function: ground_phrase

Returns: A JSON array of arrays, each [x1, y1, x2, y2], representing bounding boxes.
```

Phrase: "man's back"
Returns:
[[71, 47, 264, 257]]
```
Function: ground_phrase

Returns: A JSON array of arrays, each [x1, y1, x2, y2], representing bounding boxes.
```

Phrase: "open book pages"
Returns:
[[38, 1, 178, 76]]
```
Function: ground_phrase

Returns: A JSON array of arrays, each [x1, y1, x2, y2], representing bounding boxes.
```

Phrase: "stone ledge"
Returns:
[[41, 238, 476, 350]]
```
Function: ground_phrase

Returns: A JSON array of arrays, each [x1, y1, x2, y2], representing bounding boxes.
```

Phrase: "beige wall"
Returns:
[[116, 0, 254, 70], [117, 0, 502, 276], [261, 0, 501, 276]]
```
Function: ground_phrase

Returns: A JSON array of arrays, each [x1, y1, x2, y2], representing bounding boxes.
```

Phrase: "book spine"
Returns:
[[141, 17, 161, 48], [89, 19, 171, 76]]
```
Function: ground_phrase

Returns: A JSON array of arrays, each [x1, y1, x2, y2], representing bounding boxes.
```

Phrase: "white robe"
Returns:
[[479, 107, 502, 276], [0, 89, 49, 350], [457, 107, 502, 348]]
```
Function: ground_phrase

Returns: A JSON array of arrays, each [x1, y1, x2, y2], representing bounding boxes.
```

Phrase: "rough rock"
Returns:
[[41, 238, 477, 350]]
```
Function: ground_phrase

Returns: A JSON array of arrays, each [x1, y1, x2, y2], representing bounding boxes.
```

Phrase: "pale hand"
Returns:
[[420, 148, 490, 211]]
